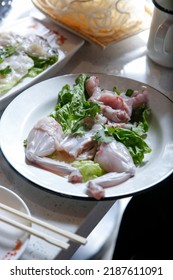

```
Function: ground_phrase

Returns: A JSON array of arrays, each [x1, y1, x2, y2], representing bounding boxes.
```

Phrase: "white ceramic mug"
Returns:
[[147, 0, 173, 68]]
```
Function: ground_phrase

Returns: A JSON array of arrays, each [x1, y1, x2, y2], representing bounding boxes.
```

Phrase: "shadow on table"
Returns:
[[112, 173, 173, 260]]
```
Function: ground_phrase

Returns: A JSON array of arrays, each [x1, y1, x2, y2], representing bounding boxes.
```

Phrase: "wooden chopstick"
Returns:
[[0, 202, 87, 245], [0, 214, 69, 249]]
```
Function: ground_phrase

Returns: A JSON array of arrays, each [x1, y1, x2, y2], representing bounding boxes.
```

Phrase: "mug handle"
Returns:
[[154, 19, 173, 54]]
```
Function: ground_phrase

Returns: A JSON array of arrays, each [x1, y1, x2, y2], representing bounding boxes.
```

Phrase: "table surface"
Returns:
[[0, 0, 173, 260]]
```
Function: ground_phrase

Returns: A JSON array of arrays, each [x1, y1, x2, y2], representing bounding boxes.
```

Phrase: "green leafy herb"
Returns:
[[131, 105, 152, 137], [125, 89, 134, 97], [0, 45, 17, 63], [28, 55, 58, 77], [112, 86, 121, 95], [93, 127, 114, 143], [51, 73, 100, 134], [111, 127, 152, 165], [0, 65, 12, 76], [94, 126, 152, 165]]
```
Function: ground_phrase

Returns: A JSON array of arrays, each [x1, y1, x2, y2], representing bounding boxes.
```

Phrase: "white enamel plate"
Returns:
[[0, 74, 173, 199]]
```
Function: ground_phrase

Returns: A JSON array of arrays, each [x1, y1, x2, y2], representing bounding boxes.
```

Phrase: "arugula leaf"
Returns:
[[112, 87, 134, 96], [0, 45, 17, 63], [131, 106, 152, 137], [0, 65, 12, 76], [112, 127, 152, 165], [142, 108, 151, 132], [55, 84, 73, 108], [27, 55, 58, 77], [52, 74, 100, 134], [112, 86, 121, 95], [125, 88, 134, 97], [94, 126, 152, 165], [93, 127, 114, 143]]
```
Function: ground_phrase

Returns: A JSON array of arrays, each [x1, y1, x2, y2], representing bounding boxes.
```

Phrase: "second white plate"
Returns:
[[0, 17, 84, 110]]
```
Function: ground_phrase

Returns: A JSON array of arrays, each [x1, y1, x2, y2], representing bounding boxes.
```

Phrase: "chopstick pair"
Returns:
[[0, 202, 87, 250]]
